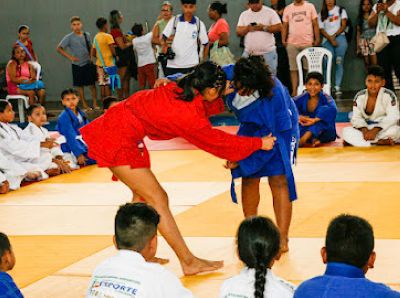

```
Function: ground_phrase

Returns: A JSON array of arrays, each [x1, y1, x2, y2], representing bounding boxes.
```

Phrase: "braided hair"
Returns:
[[176, 61, 226, 102], [237, 216, 281, 298]]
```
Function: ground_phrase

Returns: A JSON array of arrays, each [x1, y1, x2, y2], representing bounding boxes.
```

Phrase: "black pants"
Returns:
[[378, 35, 400, 91], [276, 45, 292, 95]]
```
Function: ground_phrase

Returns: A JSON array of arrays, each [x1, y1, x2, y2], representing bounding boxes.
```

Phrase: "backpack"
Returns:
[[339, 7, 353, 43], [172, 14, 202, 53]]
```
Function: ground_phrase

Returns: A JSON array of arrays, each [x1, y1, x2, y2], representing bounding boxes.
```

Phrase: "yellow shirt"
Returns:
[[93, 32, 115, 67]]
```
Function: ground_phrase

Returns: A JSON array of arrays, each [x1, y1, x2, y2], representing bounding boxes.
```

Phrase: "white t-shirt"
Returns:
[[133, 33, 156, 67], [318, 6, 348, 36], [373, 0, 400, 36], [87, 250, 193, 298], [163, 15, 208, 69], [219, 268, 295, 298], [237, 6, 281, 55]]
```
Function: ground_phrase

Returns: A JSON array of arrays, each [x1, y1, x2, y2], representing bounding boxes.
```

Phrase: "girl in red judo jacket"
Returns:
[[80, 62, 277, 276]]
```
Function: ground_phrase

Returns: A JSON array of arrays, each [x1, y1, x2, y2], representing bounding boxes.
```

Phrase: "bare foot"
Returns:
[[182, 257, 224, 276], [149, 256, 170, 265], [280, 237, 289, 254], [25, 171, 41, 180], [312, 139, 321, 147], [45, 168, 61, 177], [376, 138, 395, 146]]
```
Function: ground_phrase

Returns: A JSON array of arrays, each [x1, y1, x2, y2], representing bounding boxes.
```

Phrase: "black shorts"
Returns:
[[116, 47, 132, 68], [164, 67, 195, 77], [72, 63, 97, 87]]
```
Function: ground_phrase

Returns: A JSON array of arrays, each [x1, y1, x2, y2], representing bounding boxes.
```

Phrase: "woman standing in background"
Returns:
[[109, 10, 132, 99], [270, 0, 292, 95]]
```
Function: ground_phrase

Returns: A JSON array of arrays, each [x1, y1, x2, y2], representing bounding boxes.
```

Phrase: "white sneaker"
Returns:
[[335, 86, 342, 96]]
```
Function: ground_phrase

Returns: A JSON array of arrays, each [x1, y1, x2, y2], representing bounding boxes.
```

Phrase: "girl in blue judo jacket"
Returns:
[[163, 57, 298, 252], [223, 57, 299, 253], [294, 72, 337, 147]]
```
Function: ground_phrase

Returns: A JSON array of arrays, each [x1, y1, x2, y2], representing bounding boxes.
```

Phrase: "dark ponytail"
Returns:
[[237, 216, 281, 298], [210, 1, 228, 16], [321, 0, 336, 22], [233, 56, 275, 99], [176, 61, 226, 102]]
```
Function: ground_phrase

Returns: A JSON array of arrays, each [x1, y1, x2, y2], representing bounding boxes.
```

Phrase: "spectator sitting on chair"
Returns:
[[282, 0, 320, 96], [237, 0, 282, 75], [161, 0, 209, 76], [6, 46, 45, 105], [57, 16, 99, 111], [294, 214, 400, 298]]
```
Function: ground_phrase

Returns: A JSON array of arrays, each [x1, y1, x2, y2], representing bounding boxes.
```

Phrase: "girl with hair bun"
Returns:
[[219, 216, 295, 298], [81, 61, 277, 276]]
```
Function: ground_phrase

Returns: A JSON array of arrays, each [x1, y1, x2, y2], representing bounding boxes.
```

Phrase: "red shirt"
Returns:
[[110, 28, 127, 48], [208, 18, 230, 44], [81, 83, 262, 167]]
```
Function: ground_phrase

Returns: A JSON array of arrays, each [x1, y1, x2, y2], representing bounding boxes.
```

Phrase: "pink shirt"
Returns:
[[208, 18, 230, 44], [6, 60, 30, 95], [283, 1, 318, 46], [237, 6, 281, 55]]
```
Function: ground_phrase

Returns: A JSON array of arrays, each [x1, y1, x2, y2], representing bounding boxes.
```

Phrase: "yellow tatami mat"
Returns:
[[0, 145, 398, 297]]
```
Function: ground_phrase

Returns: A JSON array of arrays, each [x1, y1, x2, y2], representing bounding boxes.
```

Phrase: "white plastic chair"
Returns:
[[6, 95, 29, 123], [296, 47, 333, 96]]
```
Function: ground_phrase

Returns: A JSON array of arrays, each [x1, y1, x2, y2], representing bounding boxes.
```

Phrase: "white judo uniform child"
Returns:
[[0, 152, 29, 191], [0, 100, 55, 181], [22, 104, 76, 173], [87, 203, 193, 298], [219, 216, 295, 298], [343, 66, 400, 147]]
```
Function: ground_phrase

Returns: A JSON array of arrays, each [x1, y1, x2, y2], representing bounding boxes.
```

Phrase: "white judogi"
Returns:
[[342, 88, 400, 147], [0, 152, 27, 190], [0, 122, 48, 179], [21, 122, 79, 170], [87, 250, 193, 298], [219, 268, 295, 298]]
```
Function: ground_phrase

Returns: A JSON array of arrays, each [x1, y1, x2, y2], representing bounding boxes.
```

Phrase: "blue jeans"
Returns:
[[322, 35, 348, 88], [243, 50, 278, 76]]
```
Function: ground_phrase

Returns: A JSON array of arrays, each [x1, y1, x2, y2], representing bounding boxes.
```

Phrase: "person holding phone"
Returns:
[[237, 0, 282, 75], [368, 0, 400, 91]]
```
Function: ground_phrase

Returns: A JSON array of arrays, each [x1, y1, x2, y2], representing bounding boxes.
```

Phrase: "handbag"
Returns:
[[210, 41, 235, 66], [93, 37, 121, 92], [18, 80, 45, 90], [371, 14, 390, 53], [83, 33, 98, 81]]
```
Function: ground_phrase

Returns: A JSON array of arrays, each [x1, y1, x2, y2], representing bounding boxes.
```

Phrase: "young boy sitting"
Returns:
[[22, 104, 75, 174], [0, 152, 30, 192], [343, 65, 400, 147], [294, 214, 400, 298], [132, 23, 157, 90], [57, 88, 96, 167], [87, 203, 193, 298], [102, 96, 119, 112], [294, 72, 337, 147], [0, 100, 52, 182], [0, 233, 23, 297]]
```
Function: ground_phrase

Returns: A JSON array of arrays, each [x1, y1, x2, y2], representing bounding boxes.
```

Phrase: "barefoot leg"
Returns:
[[269, 175, 292, 253], [241, 178, 261, 218], [299, 131, 313, 147], [110, 166, 223, 275]]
